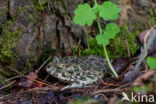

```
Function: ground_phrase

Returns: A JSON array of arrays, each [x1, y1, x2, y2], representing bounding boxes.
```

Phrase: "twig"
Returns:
[[6, 75, 21, 82], [22, 87, 59, 93], [117, 83, 132, 89], [37, 55, 53, 72], [125, 39, 130, 57], [76, 40, 81, 51], [0, 93, 14, 100], [44, 74, 50, 81], [7, 66, 59, 90], [0, 81, 16, 90], [91, 88, 127, 95]]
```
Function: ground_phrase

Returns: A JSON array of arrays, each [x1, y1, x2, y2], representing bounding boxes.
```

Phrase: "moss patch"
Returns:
[[0, 22, 21, 63], [149, 10, 156, 26], [73, 25, 140, 58], [32, 0, 48, 11], [0, 21, 22, 85], [108, 26, 140, 58]]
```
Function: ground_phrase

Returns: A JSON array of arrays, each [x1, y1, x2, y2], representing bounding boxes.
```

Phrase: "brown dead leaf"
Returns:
[[16, 72, 38, 87]]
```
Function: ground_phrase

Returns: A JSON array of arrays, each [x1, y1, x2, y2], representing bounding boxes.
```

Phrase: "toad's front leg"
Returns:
[[61, 75, 99, 91]]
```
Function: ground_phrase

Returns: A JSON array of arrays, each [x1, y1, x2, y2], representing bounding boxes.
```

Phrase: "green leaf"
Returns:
[[96, 23, 120, 46], [104, 23, 120, 38], [99, 1, 120, 20], [96, 33, 109, 46], [146, 57, 156, 69], [73, 3, 96, 26]]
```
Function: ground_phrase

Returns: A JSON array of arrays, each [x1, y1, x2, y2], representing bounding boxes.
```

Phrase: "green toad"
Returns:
[[46, 55, 110, 90]]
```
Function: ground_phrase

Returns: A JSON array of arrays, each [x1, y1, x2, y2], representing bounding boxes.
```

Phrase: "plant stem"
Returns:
[[94, 0, 97, 5], [97, 14, 102, 34], [96, 13, 118, 78], [103, 45, 118, 78]]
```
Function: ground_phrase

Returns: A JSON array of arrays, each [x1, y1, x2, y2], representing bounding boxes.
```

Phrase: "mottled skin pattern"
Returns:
[[46, 55, 110, 90]]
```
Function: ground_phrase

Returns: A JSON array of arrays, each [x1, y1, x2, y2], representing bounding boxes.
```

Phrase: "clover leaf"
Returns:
[[96, 23, 120, 46], [146, 57, 156, 70], [99, 1, 120, 20], [73, 3, 96, 26]]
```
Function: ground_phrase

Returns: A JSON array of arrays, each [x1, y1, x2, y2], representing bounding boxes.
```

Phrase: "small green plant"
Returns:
[[146, 57, 156, 70], [81, 36, 104, 57], [73, 0, 120, 78]]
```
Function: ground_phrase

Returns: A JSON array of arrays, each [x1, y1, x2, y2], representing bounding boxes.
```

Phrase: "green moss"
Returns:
[[149, 10, 156, 26], [0, 21, 22, 87], [0, 21, 21, 63], [76, 36, 105, 57], [0, 65, 8, 84], [73, 25, 140, 58], [0, 9, 7, 16], [69, 96, 99, 104], [32, 0, 48, 11], [132, 85, 150, 93], [61, 0, 66, 9], [0, 65, 13, 93], [108, 26, 140, 58]]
